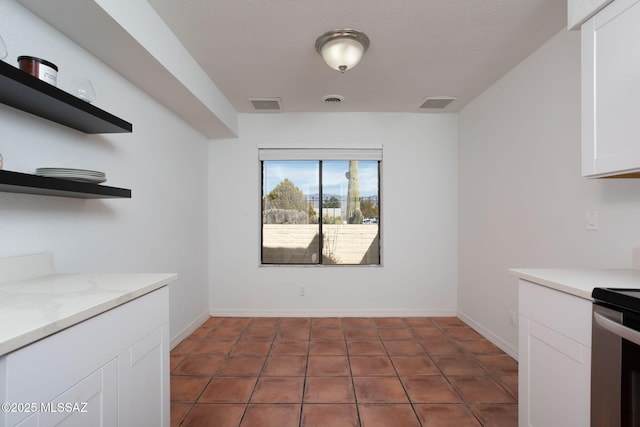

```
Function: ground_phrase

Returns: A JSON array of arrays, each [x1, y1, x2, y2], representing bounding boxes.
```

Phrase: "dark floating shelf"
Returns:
[[0, 170, 131, 199], [0, 61, 132, 134]]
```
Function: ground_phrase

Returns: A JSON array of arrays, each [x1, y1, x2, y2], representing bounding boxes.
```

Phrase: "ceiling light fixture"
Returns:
[[315, 29, 370, 73]]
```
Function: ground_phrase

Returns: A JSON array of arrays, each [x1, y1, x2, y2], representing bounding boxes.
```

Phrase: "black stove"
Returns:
[[592, 288, 640, 314], [591, 287, 640, 427]]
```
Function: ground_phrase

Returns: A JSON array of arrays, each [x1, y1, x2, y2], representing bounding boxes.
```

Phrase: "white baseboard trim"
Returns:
[[457, 310, 519, 360], [209, 308, 458, 318], [170, 311, 210, 349]]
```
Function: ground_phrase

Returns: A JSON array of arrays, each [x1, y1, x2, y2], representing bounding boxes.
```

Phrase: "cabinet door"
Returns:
[[40, 360, 117, 427], [519, 317, 591, 426], [10, 360, 117, 427], [118, 324, 169, 427], [582, 0, 640, 177]]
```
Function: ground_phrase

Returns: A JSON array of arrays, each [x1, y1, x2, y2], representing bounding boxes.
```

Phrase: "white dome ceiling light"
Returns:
[[315, 29, 370, 73]]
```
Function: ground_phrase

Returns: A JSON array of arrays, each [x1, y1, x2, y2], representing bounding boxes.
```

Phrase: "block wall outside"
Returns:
[[262, 224, 380, 264]]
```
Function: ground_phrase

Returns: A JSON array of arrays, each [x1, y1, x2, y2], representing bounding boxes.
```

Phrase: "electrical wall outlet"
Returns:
[[509, 309, 518, 327], [586, 211, 599, 231]]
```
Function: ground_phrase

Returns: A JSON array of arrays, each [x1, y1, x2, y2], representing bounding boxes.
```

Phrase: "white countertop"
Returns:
[[0, 273, 177, 356], [510, 268, 640, 300]]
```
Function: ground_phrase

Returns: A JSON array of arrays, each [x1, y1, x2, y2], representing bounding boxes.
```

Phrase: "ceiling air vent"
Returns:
[[250, 98, 282, 111], [418, 96, 457, 109], [322, 94, 344, 104]]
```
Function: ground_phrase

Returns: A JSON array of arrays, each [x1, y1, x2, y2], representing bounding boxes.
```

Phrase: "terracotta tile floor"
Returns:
[[170, 317, 518, 427]]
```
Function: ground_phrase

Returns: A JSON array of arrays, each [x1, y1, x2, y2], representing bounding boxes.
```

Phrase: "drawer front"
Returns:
[[519, 279, 592, 347]]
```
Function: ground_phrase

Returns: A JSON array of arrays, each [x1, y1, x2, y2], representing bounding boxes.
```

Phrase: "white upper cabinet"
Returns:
[[582, 0, 640, 177], [568, 0, 614, 30]]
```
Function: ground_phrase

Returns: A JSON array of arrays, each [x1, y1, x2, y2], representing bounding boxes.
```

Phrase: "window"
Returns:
[[260, 148, 381, 265]]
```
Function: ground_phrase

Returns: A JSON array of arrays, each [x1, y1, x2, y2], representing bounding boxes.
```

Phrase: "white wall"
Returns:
[[0, 0, 210, 343], [458, 29, 640, 357], [209, 113, 458, 316]]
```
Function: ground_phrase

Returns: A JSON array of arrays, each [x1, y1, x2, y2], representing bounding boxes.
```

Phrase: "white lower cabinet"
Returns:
[[0, 287, 169, 427], [117, 326, 169, 427], [518, 279, 592, 427], [22, 360, 118, 427]]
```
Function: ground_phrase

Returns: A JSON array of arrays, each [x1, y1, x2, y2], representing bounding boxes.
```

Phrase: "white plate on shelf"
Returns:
[[35, 167, 107, 183], [36, 167, 105, 176]]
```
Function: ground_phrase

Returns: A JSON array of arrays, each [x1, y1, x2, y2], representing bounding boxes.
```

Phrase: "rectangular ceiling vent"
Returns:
[[418, 96, 457, 109], [250, 97, 282, 111]]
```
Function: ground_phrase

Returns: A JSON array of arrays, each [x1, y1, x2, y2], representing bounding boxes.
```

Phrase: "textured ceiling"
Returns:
[[147, 0, 567, 113]]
